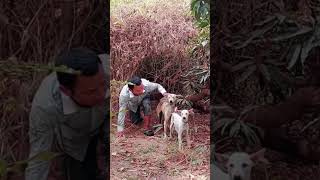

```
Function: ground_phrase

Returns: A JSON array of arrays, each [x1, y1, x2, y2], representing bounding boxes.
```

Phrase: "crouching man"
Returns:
[[117, 76, 168, 137], [25, 48, 108, 180]]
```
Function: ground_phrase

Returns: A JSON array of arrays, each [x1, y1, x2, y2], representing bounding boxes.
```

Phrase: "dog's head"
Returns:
[[174, 108, 193, 123], [227, 152, 253, 180], [215, 148, 268, 180], [167, 94, 177, 105], [165, 93, 184, 105]]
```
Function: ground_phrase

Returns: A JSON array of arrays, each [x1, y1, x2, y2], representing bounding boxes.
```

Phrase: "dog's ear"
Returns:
[[250, 148, 270, 164], [215, 152, 230, 166], [188, 108, 194, 114]]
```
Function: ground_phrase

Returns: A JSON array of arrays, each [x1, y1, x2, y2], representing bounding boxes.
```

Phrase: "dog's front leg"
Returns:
[[163, 117, 167, 139], [178, 131, 183, 151], [169, 119, 174, 139]]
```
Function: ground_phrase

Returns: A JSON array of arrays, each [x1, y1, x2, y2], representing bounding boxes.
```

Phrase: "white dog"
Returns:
[[212, 148, 269, 180], [169, 108, 194, 150]]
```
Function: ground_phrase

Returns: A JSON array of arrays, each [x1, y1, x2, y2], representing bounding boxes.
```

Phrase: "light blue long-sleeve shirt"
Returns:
[[117, 79, 166, 132]]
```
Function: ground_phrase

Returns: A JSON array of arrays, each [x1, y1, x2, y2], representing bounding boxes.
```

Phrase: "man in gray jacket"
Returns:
[[117, 76, 168, 137], [25, 48, 108, 180]]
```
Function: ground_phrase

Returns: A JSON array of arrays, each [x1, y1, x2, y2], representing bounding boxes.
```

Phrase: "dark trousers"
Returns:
[[130, 95, 152, 124], [64, 135, 99, 180]]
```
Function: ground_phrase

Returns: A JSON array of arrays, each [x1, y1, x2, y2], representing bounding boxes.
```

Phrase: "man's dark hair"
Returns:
[[128, 76, 142, 90], [55, 47, 101, 90]]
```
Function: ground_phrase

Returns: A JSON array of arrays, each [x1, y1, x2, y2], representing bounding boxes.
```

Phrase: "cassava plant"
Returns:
[[212, 104, 264, 145]]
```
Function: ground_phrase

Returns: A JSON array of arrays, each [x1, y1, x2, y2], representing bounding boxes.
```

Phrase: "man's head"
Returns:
[[55, 48, 106, 107], [128, 76, 144, 96]]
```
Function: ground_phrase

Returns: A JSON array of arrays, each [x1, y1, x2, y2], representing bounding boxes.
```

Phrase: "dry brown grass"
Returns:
[[110, 0, 198, 93]]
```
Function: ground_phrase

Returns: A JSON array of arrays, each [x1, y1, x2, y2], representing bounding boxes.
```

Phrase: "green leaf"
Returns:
[[239, 105, 259, 120], [260, 64, 271, 81], [236, 65, 256, 85], [221, 119, 236, 136], [247, 123, 264, 137], [234, 20, 278, 49], [7, 160, 28, 174], [212, 118, 235, 133], [241, 123, 261, 145], [288, 44, 301, 69], [272, 27, 312, 42], [231, 60, 255, 72], [301, 35, 315, 65], [0, 159, 7, 177], [229, 122, 241, 137], [254, 15, 277, 27]]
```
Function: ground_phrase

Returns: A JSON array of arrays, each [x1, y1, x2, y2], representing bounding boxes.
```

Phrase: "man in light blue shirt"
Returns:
[[117, 76, 168, 136], [25, 48, 108, 180]]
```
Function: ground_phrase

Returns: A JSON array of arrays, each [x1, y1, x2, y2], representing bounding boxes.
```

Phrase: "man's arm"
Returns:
[[25, 107, 55, 180], [144, 79, 167, 95], [117, 95, 128, 132]]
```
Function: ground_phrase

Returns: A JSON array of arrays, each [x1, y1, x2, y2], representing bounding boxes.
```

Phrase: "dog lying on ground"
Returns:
[[212, 148, 269, 180], [156, 93, 183, 139], [169, 108, 194, 150]]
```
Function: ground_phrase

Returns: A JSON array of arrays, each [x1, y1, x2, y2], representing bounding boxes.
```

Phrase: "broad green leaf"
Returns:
[[288, 44, 301, 69], [7, 160, 28, 174], [221, 119, 236, 136], [231, 60, 255, 72], [236, 65, 256, 85], [0, 159, 7, 177], [272, 27, 312, 42], [212, 118, 235, 133], [234, 20, 278, 49], [254, 15, 276, 27], [301, 35, 315, 65], [260, 64, 271, 81], [229, 122, 241, 137], [239, 105, 259, 120], [241, 123, 261, 145], [247, 123, 264, 137]]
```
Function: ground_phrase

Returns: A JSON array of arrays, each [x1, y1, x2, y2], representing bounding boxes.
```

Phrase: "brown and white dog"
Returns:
[[156, 93, 182, 139]]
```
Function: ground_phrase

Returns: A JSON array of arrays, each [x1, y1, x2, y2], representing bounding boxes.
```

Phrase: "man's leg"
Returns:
[[83, 135, 99, 179], [64, 135, 99, 180], [142, 95, 154, 136], [129, 105, 143, 125], [64, 156, 88, 180]]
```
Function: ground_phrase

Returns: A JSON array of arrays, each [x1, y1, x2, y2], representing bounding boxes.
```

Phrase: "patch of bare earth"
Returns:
[[110, 103, 210, 180]]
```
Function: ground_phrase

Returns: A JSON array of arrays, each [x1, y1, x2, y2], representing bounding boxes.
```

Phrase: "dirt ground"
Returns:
[[110, 101, 210, 180]]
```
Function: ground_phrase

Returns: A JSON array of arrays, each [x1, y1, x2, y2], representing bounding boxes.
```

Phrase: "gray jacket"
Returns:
[[117, 78, 166, 132], [25, 54, 109, 180]]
